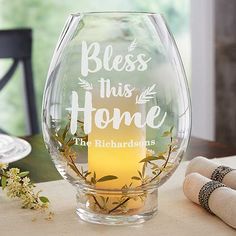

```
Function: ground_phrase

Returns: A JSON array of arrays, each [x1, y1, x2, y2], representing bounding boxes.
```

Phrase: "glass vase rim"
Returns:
[[71, 11, 163, 17]]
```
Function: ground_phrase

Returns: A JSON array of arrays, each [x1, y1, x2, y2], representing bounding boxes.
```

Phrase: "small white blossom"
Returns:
[[22, 177, 31, 186], [7, 168, 20, 179], [0, 163, 8, 170]]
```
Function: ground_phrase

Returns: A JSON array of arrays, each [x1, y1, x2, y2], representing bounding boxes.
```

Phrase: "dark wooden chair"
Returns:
[[0, 29, 39, 135]]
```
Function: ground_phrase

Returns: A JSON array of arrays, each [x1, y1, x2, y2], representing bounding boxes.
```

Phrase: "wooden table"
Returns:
[[9, 135, 236, 183]]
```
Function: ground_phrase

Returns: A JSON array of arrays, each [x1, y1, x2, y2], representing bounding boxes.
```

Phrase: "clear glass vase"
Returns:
[[42, 12, 191, 225]]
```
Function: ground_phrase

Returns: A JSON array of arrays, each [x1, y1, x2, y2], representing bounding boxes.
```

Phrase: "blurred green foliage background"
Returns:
[[0, 0, 190, 135]]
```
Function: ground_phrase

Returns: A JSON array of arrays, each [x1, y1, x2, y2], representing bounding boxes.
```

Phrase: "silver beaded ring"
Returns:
[[211, 165, 234, 182], [198, 180, 226, 214]]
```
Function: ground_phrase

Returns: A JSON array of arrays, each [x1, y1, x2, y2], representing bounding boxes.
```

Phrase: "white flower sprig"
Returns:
[[0, 163, 51, 213]]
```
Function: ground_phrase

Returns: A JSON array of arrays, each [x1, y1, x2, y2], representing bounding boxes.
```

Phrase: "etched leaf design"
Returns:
[[128, 39, 137, 52], [78, 78, 93, 90], [135, 84, 157, 104]]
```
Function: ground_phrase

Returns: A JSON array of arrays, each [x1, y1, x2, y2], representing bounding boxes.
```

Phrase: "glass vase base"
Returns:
[[76, 185, 158, 225], [76, 208, 157, 225]]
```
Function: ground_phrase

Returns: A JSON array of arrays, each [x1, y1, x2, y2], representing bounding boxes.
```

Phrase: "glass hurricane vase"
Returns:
[[42, 12, 191, 225]]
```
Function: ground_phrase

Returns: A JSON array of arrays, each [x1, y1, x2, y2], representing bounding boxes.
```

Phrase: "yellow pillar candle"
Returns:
[[88, 93, 146, 189], [87, 88, 146, 213]]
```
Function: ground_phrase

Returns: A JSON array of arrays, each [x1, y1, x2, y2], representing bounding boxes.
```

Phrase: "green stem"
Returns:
[[146, 136, 173, 184], [0, 172, 8, 178], [108, 197, 131, 214], [91, 195, 104, 210], [77, 119, 84, 124], [68, 155, 86, 181]]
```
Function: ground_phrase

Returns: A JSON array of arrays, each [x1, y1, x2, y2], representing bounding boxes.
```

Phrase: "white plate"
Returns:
[[0, 135, 15, 153], [0, 134, 32, 163]]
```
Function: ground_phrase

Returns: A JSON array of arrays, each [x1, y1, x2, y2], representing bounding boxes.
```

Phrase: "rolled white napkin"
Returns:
[[183, 173, 236, 229], [186, 156, 236, 190]]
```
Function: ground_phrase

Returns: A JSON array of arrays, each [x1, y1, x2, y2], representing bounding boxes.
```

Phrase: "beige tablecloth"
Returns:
[[0, 156, 236, 236]]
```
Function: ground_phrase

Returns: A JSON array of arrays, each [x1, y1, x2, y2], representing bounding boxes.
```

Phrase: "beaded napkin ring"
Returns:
[[211, 165, 234, 183], [198, 180, 226, 214]]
